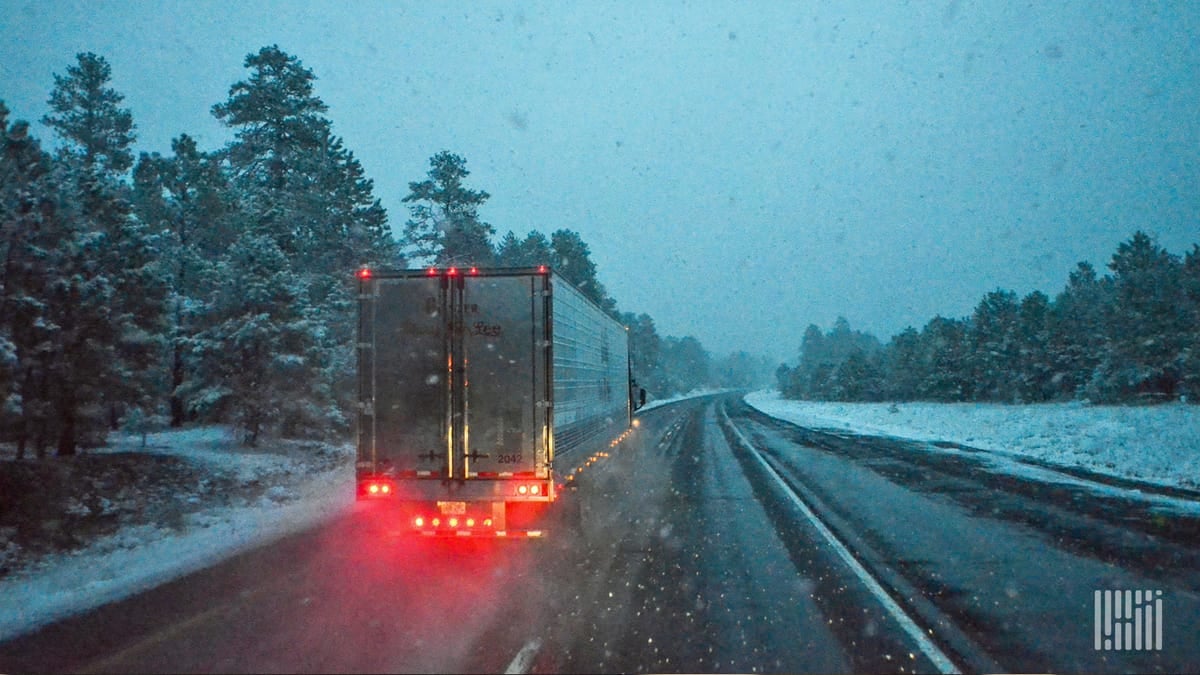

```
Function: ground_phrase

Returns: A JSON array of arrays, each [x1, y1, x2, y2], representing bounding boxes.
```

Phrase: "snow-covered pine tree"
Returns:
[[966, 289, 1021, 402], [1181, 245, 1200, 401], [1089, 231, 1188, 402], [1015, 290, 1054, 402], [1, 103, 66, 458], [401, 151, 495, 266], [209, 45, 398, 440], [189, 233, 315, 446], [1047, 261, 1109, 400], [40, 53, 166, 454], [132, 134, 235, 427]]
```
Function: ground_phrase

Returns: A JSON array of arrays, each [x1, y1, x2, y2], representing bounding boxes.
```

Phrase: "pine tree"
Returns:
[[1180, 245, 1200, 400], [496, 230, 552, 267], [212, 45, 332, 257], [917, 316, 971, 401], [550, 229, 616, 314], [1015, 290, 1054, 402], [1090, 231, 1187, 401], [967, 289, 1020, 401], [132, 135, 236, 426], [1, 104, 64, 458], [401, 151, 494, 266], [40, 53, 165, 454], [209, 46, 398, 439], [189, 234, 318, 445], [1048, 262, 1109, 399], [881, 327, 923, 401]]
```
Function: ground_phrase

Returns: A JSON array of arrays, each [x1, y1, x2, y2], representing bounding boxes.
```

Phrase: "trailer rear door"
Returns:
[[462, 274, 550, 479]]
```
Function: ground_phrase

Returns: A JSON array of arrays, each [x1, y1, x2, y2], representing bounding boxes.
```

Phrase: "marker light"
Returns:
[[448, 267, 458, 276], [469, 267, 478, 275], [466, 518, 475, 527], [448, 517, 459, 528], [357, 267, 371, 279], [483, 518, 493, 527], [427, 267, 437, 276], [537, 265, 547, 274]]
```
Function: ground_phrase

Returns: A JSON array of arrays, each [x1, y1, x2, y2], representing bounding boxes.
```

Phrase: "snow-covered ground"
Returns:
[[0, 428, 355, 643], [745, 390, 1200, 492]]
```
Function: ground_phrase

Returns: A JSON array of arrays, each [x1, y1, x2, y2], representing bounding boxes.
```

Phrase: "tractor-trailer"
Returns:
[[355, 266, 633, 536]]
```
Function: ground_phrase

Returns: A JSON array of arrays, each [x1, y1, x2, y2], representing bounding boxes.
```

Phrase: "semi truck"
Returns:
[[354, 266, 634, 537]]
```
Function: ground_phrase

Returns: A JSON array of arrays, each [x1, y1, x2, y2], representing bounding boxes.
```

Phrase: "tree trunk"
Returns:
[[170, 338, 185, 427], [56, 394, 77, 457]]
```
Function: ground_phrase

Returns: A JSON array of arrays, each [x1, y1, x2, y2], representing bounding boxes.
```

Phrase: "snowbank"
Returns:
[[744, 390, 1200, 491]]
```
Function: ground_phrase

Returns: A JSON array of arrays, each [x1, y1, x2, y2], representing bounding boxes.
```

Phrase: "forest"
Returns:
[[1, 47, 746, 458], [777, 232, 1200, 405]]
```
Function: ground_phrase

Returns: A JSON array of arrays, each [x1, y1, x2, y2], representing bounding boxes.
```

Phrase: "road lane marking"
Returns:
[[503, 638, 542, 674], [722, 409, 961, 675]]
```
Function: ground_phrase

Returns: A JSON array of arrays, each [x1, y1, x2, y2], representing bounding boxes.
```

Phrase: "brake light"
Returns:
[[368, 484, 379, 494], [517, 485, 528, 495], [414, 516, 425, 528]]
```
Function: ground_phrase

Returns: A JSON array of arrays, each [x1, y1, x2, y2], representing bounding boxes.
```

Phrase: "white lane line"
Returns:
[[723, 410, 961, 675], [503, 637, 543, 674]]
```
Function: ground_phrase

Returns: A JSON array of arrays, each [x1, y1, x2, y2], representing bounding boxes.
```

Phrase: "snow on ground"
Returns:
[[745, 390, 1200, 494], [639, 388, 728, 412], [0, 428, 355, 643]]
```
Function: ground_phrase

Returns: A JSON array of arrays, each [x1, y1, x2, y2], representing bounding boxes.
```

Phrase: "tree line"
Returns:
[[777, 232, 1200, 405], [2, 47, 752, 457]]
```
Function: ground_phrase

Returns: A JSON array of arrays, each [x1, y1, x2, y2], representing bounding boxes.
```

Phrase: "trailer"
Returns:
[[354, 266, 632, 536]]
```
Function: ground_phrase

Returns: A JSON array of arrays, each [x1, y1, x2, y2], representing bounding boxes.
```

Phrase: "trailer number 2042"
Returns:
[[498, 453, 523, 464]]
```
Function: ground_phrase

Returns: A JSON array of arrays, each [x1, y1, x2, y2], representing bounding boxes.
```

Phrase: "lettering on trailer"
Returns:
[[1095, 589, 1163, 650], [472, 322, 503, 337]]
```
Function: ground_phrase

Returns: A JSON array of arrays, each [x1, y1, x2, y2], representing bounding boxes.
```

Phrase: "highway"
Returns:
[[1, 393, 1198, 673]]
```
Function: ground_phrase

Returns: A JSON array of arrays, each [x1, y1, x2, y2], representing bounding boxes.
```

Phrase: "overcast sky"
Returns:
[[2, 1, 1197, 362]]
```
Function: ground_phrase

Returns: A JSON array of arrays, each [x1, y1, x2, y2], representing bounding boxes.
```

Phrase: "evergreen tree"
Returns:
[[132, 135, 235, 426], [1089, 231, 1188, 401], [42, 53, 135, 177], [1, 104, 64, 458], [881, 327, 923, 400], [1015, 290, 1054, 402], [41, 53, 165, 454], [660, 336, 712, 395], [620, 312, 666, 399], [212, 45, 331, 258], [209, 45, 397, 439], [917, 316, 971, 401], [1046, 262, 1110, 399], [967, 289, 1020, 401], [550, 229, 616, 314], [188, 234, 321, 445], [1180, 245, 1200, 399], [401, 151, 494, 266], [496, 230, 552, 267]]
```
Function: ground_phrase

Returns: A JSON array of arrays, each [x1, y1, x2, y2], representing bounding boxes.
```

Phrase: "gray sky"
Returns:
[[2, 1, 1197, 362]]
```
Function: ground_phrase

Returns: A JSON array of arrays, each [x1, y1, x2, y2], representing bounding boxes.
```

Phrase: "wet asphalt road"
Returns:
[[1, 392, 1198, 673]]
